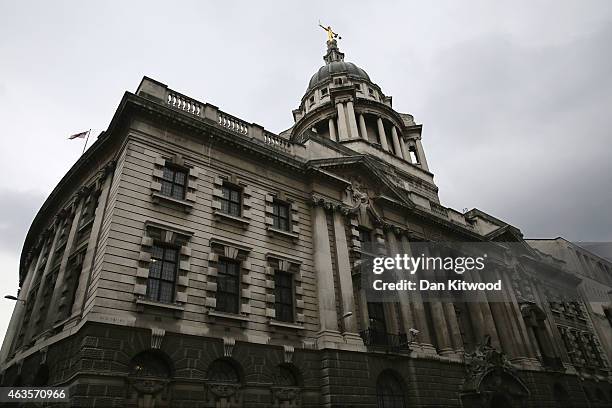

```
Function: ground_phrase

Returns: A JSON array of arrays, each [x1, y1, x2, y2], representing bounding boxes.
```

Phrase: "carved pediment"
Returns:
[[462, 336, 529, 404], [308, 156, 416, 211]]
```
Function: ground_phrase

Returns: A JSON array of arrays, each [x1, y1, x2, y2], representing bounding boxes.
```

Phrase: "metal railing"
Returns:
[[360, 329, 411, 351]]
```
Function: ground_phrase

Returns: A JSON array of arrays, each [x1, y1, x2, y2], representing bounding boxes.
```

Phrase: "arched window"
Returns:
[[275, 365, 298, 386], [553, 383, 570, 408], [207, 359, 240, 383], [206, 359, 243, 407], [272, 364, 301, 406], [129, 352, 171, 378], [128, 351, 172, 408], [376, 371, 406, 408], [521, 303, 559, 366]]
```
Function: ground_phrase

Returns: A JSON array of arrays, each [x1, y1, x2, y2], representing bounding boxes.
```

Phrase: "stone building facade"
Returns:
[[1, 39, 611, 407]]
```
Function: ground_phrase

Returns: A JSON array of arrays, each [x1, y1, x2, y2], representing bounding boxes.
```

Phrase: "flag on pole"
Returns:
[[68, 130, 90, 140]]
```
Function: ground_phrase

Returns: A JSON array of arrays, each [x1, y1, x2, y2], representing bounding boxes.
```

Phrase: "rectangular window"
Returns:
[[408, 146, 419, 164], [271, 201, 290, 231], [79, 194, 99, 229], [147, 245, 178, 303], [220, 184, 242, 216], [368, 302, 387, 336], [274, 271, 294, 322], [160, 165, 187, 200], [34, 270, 58, 332], [216, 259, 240, 314], [321, 87, 328, 96], [359, 228, 374, 254]]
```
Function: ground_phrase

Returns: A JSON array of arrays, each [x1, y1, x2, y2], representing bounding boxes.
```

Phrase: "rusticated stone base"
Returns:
[[0, 322, 603, 407]]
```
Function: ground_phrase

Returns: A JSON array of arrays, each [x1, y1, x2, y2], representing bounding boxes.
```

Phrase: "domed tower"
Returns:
[[291, 37, 430, 174]]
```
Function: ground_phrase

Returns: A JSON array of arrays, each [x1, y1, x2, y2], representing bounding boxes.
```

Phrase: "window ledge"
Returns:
[[152, 192, 194, 212], [352, 248, 378, 258], [208, 310, 251, 322], [267, 226, 299, 240], [269, 320, 304, 330], [77, 217, 94, 232], [70, 239, 90, 255], [136, 298, 185, 311], [213, 210, 250, 227]]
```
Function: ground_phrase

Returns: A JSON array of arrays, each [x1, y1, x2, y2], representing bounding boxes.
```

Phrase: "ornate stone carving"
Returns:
[[462, 336, 529, 407], [129, 377, 169, 395], [207, 382, 240, 398], [283, 345, 294, 364], [151, 328, 165, 349], [223, 337, 236, 358], [310, 194, 338, 211], [464, 335, 516, 386], [272, 386, 301, 402]]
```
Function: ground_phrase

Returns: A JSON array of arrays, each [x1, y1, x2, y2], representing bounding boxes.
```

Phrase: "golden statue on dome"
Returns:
[[318, 22, 341, 42]]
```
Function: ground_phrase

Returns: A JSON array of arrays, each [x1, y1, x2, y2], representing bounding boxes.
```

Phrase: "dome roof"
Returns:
[[307, 61, 371, 92]]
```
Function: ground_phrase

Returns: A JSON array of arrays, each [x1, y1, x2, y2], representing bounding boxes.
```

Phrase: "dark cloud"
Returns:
[[420, 24, 612, 242], [0, 190, 45, 254], [0, 1, 610, 246]]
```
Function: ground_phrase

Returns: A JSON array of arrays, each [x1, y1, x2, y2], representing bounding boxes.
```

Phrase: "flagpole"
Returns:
[[82, 129, 91, 154]]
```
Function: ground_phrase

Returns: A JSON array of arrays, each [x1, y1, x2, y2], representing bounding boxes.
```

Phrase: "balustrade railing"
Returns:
[[263, 131, 292, 153], [166, 90, 203, 117], [430, 202, 449, 218], [218, 111, 249, 136], [139, 79, 296, 154]]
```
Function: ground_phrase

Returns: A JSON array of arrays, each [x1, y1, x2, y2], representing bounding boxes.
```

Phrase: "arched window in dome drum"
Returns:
[[408, 146, 419, 164]]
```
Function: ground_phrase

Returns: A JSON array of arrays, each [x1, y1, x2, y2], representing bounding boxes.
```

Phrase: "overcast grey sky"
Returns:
[[0, 1, 611, 338]]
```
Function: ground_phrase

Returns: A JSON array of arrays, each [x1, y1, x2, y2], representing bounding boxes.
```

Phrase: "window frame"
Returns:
[[408, 146, 419, 164], [274, 270, 295, 323], [160, 164, 188, 201], [358, 227, 376, 256], [215, 258, 241, 314], [146, 243, 179, 303], [368, 302, 387, 336], [219, 183, 242, 217], [271, 200, 291, 232]]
